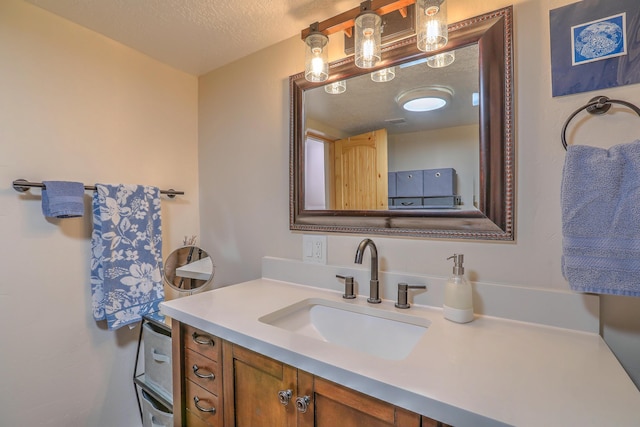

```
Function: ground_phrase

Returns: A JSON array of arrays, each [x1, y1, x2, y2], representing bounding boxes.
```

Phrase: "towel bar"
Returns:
[[12, 179, 184, 198], [561, 96, 640, 150]]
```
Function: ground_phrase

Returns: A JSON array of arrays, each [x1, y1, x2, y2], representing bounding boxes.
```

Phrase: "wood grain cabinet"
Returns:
[[173, 323, 223, 426], [172, 321, 451, 427], [223, 343, 297, 427]]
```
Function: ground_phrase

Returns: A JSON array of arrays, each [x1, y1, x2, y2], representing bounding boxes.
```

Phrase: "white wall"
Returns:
[[0, 1, 199, 426], [199, 0, 640, 388], [389, 124, 479, 209]]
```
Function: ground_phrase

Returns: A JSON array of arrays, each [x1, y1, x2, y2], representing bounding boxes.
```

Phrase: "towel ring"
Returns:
[[561, 96, 640, 150]]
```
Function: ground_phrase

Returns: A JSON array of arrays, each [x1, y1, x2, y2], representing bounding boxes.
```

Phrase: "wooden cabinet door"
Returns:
[[332, 128, 388, 210], [309, 376, 420, 427], [222, 342, 297, 427]]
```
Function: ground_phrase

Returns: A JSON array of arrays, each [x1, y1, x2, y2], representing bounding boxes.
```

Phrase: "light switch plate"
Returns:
[[302, 235, 327, 264]]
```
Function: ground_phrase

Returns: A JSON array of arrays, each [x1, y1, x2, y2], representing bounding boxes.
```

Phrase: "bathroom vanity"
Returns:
[[161, 266, 640, 427], [171, 321, 443, 427]]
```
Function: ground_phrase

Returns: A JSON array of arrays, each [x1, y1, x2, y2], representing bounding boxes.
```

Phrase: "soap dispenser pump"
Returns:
[[443, 254, 474, 323]]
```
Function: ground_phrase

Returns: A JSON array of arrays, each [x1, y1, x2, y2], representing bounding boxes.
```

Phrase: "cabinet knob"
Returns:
[[193, 396, 216, 413], [277, 389, 293, 406], [295, 395, 311, 413], [192, 364, 215, 380]]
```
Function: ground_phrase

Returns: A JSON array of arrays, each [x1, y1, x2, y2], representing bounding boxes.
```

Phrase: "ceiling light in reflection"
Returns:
[[396, 87, 453, 112], [426, 51, 455, 68], [371, 67, 396, 82], [324, 80, 346, 94]]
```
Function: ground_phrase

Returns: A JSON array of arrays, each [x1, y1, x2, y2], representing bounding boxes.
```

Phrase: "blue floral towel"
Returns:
[[90, 184, 164, 330]]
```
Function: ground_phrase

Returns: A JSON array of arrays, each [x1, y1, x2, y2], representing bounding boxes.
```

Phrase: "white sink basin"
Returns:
[[259, 298, 430, 360]]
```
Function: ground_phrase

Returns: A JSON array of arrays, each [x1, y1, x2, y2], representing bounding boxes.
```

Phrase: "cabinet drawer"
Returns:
[[185, 348, 220, 396], [392, 197, 422, 208], [183, 324, 219, 362], [423, 195, 460, 208], [185, 380, 220, 426], [186, 410, 215, 427]]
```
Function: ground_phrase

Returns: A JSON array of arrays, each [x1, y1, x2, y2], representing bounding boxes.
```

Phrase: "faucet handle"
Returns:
[[395, 283, 426, 309], [336, 275, 356, 299]]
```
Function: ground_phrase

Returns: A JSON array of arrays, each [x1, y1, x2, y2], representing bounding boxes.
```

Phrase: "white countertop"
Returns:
[[161, 278, 640, 427]]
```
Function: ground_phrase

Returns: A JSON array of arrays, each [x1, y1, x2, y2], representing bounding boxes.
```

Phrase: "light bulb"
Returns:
[[311, 52, 325, 77]]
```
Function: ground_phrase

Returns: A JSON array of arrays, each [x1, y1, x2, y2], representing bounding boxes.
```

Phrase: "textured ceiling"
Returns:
[[25, 0, 360, 75]]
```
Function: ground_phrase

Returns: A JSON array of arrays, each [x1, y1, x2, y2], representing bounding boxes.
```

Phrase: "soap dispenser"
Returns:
[[443, 254, 474, 323]]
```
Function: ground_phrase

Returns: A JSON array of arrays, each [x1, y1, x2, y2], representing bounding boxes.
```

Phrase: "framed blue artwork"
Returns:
[[550, 0, 640, 97]]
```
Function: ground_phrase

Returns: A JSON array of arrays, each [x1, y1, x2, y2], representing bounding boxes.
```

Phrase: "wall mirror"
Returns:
[[290, 6, 514, 240], [163, 245, 215, 295]]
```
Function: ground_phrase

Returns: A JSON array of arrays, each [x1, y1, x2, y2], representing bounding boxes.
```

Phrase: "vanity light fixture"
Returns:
[[300, 1, 420, 81], [304, 23, 329, 82], [416, 0, 448, 52], [396, 86, 452, 112], [371, 66, 396, 82], [354, 1, 382, 69], [325, 80, 347, 94], [426, 51, 455, 68]]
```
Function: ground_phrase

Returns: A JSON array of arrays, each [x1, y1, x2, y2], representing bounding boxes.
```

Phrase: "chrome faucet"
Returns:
[[354, 238, 381, 303]]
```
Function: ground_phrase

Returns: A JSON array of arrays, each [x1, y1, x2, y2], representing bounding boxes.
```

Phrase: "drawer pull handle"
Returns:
[[295, 395, 311, 413], [277, 389, 292, 406], [192, 332, 214, 346], [151, 349, 170, 364], [192, 364, 215, 379], [193, 396, 216, 414]]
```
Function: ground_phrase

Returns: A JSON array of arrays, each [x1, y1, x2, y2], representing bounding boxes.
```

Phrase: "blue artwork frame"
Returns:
[[550, 0, 640, 97]]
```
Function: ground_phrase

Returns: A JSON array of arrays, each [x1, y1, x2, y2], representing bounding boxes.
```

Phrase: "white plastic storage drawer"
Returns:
[[141, 390, 173, 427], [143, 322, 172, 399]]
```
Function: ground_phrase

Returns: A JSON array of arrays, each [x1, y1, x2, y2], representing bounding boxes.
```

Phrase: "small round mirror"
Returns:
[[163, 245, 214, 294]]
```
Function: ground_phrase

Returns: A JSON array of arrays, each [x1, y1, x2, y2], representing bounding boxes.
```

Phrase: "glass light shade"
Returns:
[[426, 51, 455, 68], [305, 32, 329, 82], [416, 0, 448, 52], [402, 97, 447, 112], [324, 80, 346, 94], [355, 11, 382, 69], [371, 67, 396, 82]]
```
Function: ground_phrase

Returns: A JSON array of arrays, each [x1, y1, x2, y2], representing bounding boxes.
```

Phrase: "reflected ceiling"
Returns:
[[305, 44, 479, 136]]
